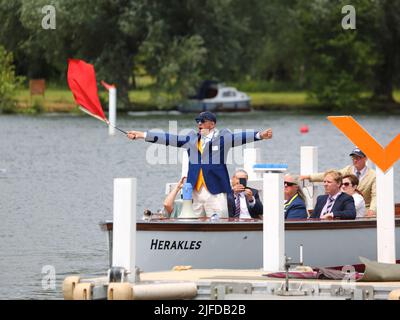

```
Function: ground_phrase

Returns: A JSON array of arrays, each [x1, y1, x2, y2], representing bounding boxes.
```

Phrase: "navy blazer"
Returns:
[[145, 128, 261, 194], [227, 188, 263, 218], [284, 194, 308, 219], [311, 193, 356, 220]]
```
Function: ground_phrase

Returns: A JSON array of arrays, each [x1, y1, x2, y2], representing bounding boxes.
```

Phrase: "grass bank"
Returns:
[[11, 87, 400, 113]]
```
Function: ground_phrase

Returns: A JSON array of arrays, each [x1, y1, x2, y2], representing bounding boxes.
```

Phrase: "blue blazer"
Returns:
[[227, 188, 263, 218], [284, 194, 308, 219], [311, 193, 356, 220], [145, 128, 261, 194]]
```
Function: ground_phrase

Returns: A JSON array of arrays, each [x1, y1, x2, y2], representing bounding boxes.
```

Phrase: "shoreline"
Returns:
[[6, 88, 400, 115]]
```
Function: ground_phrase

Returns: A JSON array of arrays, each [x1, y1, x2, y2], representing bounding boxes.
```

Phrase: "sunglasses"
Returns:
[[284, 181, 297, 187], [342, 182, 352, 187]]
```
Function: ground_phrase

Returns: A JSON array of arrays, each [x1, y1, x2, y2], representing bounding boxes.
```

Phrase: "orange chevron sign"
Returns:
[[328, 116, 400, 172]]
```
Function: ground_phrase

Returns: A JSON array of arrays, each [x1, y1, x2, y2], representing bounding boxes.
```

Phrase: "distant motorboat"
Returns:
[[178, 80, 251, 112]]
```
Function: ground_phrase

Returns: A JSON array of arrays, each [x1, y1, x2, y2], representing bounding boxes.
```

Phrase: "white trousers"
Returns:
[[192, 187, 228, 218]]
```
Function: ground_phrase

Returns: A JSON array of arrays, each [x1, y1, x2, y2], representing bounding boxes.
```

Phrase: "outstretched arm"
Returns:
[[163, 177, 186, 215], [128, 130, 191, 148], [230, 128, 273, 147]]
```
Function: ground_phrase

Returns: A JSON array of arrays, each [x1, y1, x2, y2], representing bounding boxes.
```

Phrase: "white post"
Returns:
[[300, 146, 318, 210], [244, 148, 261, 180], [376, 168, 396, 263], [181, 149, 189, 178], [263, 171, 285, 271], [112, 178, 137, 280], [108, 87, 117, 136]]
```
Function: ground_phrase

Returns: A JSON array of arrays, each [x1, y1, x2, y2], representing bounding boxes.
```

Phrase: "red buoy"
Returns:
[[300, 125, 309, 134]]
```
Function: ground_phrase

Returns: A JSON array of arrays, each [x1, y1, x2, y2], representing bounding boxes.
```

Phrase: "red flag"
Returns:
[[67, 59, 107, 121]]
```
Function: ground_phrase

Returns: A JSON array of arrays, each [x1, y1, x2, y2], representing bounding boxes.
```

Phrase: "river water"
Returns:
[[0, 112, 399, 299]]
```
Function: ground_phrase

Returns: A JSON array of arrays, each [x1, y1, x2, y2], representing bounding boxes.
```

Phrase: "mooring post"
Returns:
[[244, 148, 261, 180], [254, 164, 287, 271], [376, 168, 396, 263], [112, 178, 137, 281], [108, 86, 117, 136], [300, 146, 318, 210]]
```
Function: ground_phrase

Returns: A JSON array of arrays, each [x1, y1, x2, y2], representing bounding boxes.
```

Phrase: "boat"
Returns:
[[100, 204, 400, 273], [178, 80, 251, 112]]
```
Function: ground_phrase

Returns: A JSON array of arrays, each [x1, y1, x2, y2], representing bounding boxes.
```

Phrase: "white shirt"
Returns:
[[320, 191, 342, 217], [352, 193, 366, 218], [200, 129, 216, 149], [235, 192, 256, 219]]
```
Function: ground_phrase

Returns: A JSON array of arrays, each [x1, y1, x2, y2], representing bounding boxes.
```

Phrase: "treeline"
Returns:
[[1, 0, 400, 110]]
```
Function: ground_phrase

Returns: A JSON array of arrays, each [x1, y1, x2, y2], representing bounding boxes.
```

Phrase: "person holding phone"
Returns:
[[227, 169, 263, 219]]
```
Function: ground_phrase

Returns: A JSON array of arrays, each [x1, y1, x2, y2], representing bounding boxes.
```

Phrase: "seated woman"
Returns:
[[284, 174, 308, 219], [341, 174, 366, 218], [163, 176, 186, 218]]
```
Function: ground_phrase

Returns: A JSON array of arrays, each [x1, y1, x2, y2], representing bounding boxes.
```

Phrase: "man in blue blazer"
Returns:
[[310, 170, 356, 220], [227, 169, 263, 219], [127, 111, 273, 217]]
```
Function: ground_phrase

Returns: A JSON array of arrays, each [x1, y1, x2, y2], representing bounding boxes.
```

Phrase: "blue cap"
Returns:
[[195, 111, 217, 124], [349, 147, 366, 158]]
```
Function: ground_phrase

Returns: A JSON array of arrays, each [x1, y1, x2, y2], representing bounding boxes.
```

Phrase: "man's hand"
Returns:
[[320, 212, 334, 220], [232, 184, 245, 194], [127, 130, 145, 140], [366, 209, 376, 218], [244, 188, 254, 201], [259, 128, 273, 140]]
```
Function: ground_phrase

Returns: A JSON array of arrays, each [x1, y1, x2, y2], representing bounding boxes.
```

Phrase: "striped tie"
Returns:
[[234, 195, 241, 217], [326, 196, 335, 213], [356, 171, 361, 180]]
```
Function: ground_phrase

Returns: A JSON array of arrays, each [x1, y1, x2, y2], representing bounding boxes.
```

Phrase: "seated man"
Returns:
[[227, 169, 263, 219], [301, 147, 376, 217], [284, 174, 308, 219], [310, 170, 356, 220]]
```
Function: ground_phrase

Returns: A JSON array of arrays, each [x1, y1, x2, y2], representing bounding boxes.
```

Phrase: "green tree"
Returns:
[[296, 0, 379, 110], [0, 46, 24, 112], [370, 0, 400, 104]]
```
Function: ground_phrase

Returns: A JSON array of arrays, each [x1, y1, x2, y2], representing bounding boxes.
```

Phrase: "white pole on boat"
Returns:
[[300, 146, 318, 210], [112, 178, 137, 281], [181, 150, 189, 178], [244, 148, 261, 180], [376, 168, 396, 263], [254, 164, 287, 271], [108, 86, 117, 136]]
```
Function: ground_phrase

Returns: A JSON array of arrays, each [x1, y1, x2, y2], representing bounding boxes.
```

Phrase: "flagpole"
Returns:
[[79, 106, 127, 135]]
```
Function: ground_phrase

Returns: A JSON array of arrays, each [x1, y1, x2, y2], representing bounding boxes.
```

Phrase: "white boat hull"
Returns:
[[101, 217, 400, 272]]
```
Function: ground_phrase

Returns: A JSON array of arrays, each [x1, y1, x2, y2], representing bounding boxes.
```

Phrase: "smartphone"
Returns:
[[239, 178, 247, 188]]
